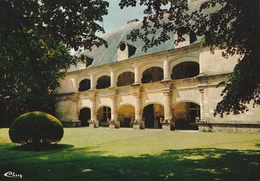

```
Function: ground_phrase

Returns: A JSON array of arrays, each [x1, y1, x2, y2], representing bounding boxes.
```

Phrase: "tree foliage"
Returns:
[[0, 0, 109, 124], [119, 0, 260, 117], [0, 0, 259, 123]]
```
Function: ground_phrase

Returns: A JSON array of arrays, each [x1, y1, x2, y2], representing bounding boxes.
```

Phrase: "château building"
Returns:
[[55, 9, 260, 133]]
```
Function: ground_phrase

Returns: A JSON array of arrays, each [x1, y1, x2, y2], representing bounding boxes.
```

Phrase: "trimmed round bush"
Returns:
[[9, 111, 64, 145]]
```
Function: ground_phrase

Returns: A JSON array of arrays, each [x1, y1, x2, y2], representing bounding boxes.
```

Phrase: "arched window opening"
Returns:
[[143, 104, 164, 129], [141, 67, 163, 84], [171, 62, 199, 80], [173, 102, 200, 130], [117, 72, 134, 87], [79, 108, 91, 126], [97, 106, 111, 127], [78, 79, 91, 91], [118, 105, 135, 128], [96, 76, 110, 89]]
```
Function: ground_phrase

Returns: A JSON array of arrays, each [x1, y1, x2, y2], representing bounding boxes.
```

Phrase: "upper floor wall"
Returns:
[[200, 49, 240, 75], [55, 44, 238, 95]]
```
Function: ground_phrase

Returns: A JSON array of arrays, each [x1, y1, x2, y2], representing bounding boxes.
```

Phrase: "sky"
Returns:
[[101, 0, 146, 33]]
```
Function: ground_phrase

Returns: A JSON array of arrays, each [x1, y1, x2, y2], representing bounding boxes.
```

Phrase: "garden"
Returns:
[[0, 126, 260, 181]]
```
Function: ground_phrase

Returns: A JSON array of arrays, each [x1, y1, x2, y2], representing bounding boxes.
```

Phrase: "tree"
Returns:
[[0, 0, 109, 125], [119, 0, 260, 117]]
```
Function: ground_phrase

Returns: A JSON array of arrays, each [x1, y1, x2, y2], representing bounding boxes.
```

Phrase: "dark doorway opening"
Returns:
[[143, 104, 155, 128], [97, 106, 111, 127], [143, 104, 164, 129], [79, 108, 91, 126]]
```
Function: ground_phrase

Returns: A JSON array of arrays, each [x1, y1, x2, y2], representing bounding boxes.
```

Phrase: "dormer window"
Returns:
[[117, 42, 136, 61], [175, 27, 197, 48], [80, 54, 94, 67], [86, 56, 94, 67], [189, 31, 197, 44], [120, 42, 126, 51], [80, 54, 85, 61]]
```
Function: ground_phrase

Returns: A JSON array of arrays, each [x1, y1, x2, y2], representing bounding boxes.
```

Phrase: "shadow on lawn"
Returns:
[[12, 143, 74, 152], [255, 143, 260, 148], [0, 144, 259, 181]]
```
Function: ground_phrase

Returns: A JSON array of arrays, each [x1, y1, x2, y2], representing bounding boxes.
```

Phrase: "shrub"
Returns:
[[9, 111, 64, 145]]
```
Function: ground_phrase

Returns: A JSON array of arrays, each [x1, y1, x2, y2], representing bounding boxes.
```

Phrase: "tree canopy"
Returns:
[[0, 0, 259, 126], [119, 0, 260, 117], [0, 0, 109, 125]]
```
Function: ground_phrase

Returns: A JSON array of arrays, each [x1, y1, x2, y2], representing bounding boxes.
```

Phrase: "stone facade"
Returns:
[[54, 20, 260, 133]]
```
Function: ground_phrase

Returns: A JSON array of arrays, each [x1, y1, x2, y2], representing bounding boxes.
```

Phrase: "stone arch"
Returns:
[[97, 106, 111, 127], [78, 79, 91, 91], [142, 103, 164, 129], [115, 67, 134, 80], [96, 75, 111, 89], [170, 57, 199, 69], [77, 75, 91, 85], [93, 72, 110, 88], [172, 101, 200, 130], [117, 104, 135, 128], [117, 71, 135, 87], [140, 62, 163, 74], [171, 61, 199, 80], [141, 66, 164, 84], [79, 107, 91, 126], [172, 100, 200, 107]]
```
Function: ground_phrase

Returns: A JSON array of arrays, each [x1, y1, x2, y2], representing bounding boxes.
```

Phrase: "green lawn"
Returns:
[[0, 128, 259, 181]]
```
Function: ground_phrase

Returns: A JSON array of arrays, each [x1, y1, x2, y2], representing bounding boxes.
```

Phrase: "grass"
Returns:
[[0, 128, 260, 181]]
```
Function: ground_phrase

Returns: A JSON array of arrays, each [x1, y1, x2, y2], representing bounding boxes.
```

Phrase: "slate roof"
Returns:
[[78, 19, 175, 68], [73, 0, 210, 69]]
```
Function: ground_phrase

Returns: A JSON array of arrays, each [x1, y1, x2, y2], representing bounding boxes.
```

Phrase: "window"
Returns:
[[78, 79, 91, 91], [117, 72, 135, 87], [119, 43, 126, 51], [189, 31, 197, 44], [171, 62, 199, 80], [117, 42, 136, 61], [177, 27, 197, 45], [141, 67, 163, 84], [86, 56, 94, 67], [96, 76, 111, 89]]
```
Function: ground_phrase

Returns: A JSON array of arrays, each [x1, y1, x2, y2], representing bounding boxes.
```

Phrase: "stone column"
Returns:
[[134, 92, 142, 121], [163, 89, 172, 121], [197, 73, 208, 123], [162, 89, 172, 130], [199, 88, 205, 123], [110, 95, 118, 127], [90, 74, 95, 89], [163, 59, 171, 81], [110, 70, 116, 87], [89, 96, 96, 121], [133, 92, 143, 129], [134, 64, 140, 85], [89, 93, 99, 128]]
